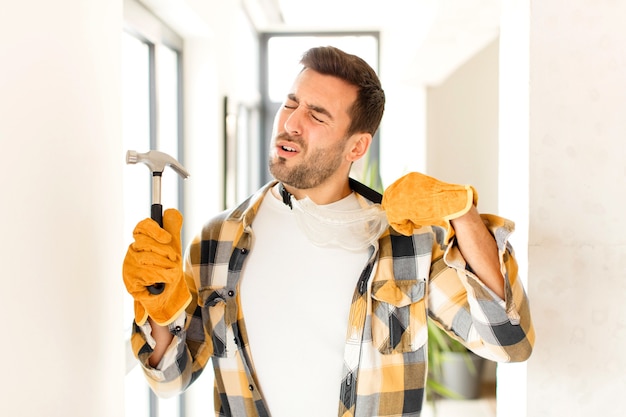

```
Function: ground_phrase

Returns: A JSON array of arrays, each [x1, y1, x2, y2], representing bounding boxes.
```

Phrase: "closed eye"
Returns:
[[284, 94, 332, 124], [308, 105, 332, 124], [311, 113, 324, 123], [284, 94, 299, 110]]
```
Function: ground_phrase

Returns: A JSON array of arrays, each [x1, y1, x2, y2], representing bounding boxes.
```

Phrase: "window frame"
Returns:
[[123, 1, 186, 416]]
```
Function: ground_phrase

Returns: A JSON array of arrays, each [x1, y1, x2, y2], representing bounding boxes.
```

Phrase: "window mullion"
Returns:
[[149, 42, 158, 151]]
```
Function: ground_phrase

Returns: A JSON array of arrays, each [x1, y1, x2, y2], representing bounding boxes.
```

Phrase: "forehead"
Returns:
[[289, 68, 358, 117]]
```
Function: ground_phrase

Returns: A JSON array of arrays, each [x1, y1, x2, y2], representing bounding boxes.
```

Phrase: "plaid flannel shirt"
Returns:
[[132, 181, 534, 417]]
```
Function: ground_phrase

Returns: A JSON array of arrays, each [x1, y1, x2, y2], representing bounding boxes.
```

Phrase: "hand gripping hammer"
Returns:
[[126, 150, 190, 294]]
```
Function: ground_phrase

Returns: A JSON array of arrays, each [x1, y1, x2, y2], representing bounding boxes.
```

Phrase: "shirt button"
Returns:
[[248, 384, 254, 391], [228, 290, 235, 297], [172, 326, 182, 334]]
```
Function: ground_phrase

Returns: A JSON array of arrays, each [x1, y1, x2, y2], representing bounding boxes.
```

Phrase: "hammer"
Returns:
[[126, 150, 190, 294]]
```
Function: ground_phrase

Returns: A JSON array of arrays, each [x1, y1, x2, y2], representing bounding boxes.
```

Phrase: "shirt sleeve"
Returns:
[[136, 313, 186, 371], [130, 309, 195, 398], [427, 214, 535, 363], [129, 235, 210, 398]]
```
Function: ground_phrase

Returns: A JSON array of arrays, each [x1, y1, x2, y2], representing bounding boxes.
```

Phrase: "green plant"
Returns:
[[426, 318, 478, 402]]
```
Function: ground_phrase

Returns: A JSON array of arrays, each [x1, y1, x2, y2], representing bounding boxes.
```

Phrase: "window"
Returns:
[[122, 1, 185, 416], [259, 33, 382, 189]]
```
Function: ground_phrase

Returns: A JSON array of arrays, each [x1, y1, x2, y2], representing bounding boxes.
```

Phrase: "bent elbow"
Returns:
[[505, 340, 534, 363]]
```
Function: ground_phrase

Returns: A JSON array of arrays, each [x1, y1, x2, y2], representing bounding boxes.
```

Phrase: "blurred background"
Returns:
[[1, 1, 625, 416]]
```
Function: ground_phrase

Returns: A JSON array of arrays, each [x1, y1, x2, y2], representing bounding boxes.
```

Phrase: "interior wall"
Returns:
[[425, 38, 500, 214], [0, 1, 125, 416], [378, 46, 428, 187], [138, 0, 261, 234], [175, 0, 261, 234], [525, 1, 626, 416], [0, 0, 258, 415], [7, 2, 624, 417]]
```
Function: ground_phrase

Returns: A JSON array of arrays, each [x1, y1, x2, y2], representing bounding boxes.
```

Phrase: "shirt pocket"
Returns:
[[371, 278, 428, 354], [198, 286, 238, 358]]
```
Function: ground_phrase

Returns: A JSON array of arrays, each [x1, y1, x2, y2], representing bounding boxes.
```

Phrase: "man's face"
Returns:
[[268, 68, 359, 190]]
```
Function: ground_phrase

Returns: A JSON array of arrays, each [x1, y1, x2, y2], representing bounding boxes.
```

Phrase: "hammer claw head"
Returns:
[[126, 150, 140, 165], [126, 150, 190, 179], [168, 163, 190, 179]]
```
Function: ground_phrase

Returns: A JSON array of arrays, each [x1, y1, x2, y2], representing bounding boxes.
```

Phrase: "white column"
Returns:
[[0, 1, 125, 416], [497, 1, 530, 416]]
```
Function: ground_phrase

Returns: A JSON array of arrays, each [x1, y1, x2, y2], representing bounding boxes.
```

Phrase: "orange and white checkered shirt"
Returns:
[[132, 181, 534, 417]]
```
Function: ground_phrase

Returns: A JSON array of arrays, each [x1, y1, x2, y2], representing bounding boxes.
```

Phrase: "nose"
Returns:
[[283, 107, 302, 136]]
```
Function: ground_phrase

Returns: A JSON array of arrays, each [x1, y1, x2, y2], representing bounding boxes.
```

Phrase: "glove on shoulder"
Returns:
[[382, 172, 477, 242], [123, 208, 192, 326]]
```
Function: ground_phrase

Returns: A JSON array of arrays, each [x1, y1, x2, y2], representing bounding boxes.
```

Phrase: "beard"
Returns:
[[269, 133, 348, 189]]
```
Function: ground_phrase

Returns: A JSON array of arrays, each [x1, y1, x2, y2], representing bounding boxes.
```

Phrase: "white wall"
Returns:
[[156, 0, 261, 235], [525, 1, 626, 416], [425, 38, 500, 214], [378, 37, 428, 186], [0, 0, 258, 415], [388, 2, 626, 416], [498, 1, 626, 416], [5, 1, 624, 416], [0, 1, 125, 416]]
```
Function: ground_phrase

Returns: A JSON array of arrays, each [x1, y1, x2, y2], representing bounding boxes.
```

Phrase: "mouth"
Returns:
[[275, 138, 301, 158], [281, 145, 297, 153]]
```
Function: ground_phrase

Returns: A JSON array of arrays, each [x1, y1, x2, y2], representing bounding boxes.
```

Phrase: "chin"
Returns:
[[268, 163, 285, 181]]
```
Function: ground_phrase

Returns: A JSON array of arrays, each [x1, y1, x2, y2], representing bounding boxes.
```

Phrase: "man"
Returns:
[[124, 46, 534, 417]]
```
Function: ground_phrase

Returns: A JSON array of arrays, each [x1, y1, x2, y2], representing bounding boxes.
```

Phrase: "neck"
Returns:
[[281, 180, 352, 206]]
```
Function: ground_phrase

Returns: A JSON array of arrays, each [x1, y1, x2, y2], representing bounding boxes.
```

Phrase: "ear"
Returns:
[[346, 133, 372, 162]]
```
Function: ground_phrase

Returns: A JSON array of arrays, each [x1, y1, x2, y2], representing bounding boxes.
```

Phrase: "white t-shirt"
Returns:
[[240, 186, 370, 417]]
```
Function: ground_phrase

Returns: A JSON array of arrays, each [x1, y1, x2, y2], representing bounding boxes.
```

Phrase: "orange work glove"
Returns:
[[382, 172, 478, 242], [123, 208, 192, 326]]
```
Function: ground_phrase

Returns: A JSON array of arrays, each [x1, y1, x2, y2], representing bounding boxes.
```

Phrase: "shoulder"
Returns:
[[199, 181, 277, 241]]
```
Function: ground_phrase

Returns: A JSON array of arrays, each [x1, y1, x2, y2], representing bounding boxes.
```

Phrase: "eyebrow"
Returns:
[[287, 93, 334, 121]]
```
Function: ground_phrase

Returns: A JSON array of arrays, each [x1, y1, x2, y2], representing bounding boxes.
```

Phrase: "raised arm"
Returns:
[[450, 205, 504, 299], [382, 172, 534, 361]]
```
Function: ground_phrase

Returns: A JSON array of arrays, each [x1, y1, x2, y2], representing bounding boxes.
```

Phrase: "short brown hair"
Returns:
[[300, 46, 385, 136]]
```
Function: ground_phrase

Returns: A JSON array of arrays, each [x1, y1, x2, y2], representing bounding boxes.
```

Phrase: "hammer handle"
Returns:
[[151, 203, 164, 228], [148, 203, 166, 295]]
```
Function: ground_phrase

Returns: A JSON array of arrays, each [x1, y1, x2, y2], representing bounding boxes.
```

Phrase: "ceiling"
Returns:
[[247, 0, 502, 85]]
